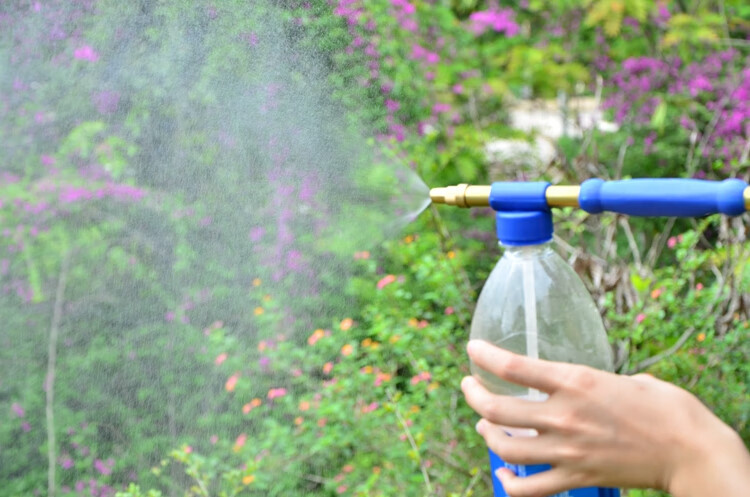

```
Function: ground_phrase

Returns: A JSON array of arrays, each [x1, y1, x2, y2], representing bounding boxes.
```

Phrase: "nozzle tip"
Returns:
[[430, 187, 447, 204]]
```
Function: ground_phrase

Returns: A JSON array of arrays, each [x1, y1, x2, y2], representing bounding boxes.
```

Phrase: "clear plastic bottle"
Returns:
[[470, 209, 618, 497], [470, 241, 614, 397]]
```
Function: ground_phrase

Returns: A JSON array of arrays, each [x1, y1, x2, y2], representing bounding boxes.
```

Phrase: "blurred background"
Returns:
[[1, 1, 748, 496]]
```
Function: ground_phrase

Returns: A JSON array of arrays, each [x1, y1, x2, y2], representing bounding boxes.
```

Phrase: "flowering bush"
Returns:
[[2, 1, 749, 497]]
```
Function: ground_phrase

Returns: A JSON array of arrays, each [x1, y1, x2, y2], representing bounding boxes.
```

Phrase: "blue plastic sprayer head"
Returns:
[[429, 178, 750, 217]]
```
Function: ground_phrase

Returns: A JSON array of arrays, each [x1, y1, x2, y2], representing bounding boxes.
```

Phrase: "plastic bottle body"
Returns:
[[470, 242, 613, 396], [470, 241, 618, 497]]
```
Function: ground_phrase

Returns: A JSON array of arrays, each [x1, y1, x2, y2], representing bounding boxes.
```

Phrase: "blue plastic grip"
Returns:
[[579, 178, 748, 217], [490, 181, 550, 212]]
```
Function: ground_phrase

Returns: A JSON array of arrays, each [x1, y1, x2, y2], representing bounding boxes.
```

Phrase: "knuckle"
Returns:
[[553, 443, 585, 463], [498, 354, 522, 379], [568, 367, 597, 392]]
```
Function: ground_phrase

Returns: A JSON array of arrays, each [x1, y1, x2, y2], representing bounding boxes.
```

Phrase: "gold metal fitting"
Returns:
[[745, 187, 750, 211], [429, 184, 491, 208]]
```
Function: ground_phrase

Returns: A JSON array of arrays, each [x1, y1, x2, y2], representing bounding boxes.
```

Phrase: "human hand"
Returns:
[[461, 340, 750, 497]]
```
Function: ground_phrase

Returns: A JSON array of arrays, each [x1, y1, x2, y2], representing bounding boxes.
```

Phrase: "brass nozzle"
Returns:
[[745, 187, 750, 211], [429, 184, 491, 208]]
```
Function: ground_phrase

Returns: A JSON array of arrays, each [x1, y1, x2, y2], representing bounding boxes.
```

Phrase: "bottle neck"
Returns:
[[500, 241, 554, 260]]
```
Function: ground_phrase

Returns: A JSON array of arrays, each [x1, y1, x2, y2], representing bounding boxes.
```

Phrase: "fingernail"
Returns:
[[475, 419, 484, 435], [495, 468, 515, 480]]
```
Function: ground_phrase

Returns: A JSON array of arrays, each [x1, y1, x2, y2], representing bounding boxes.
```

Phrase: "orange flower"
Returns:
[[242, 403, 252, 414], [372, 466, 381, 475], [214, 353, 228, 366], [342, 464, 354, 473], [225, 373, 240, 392], [340, 318, 354, 331], [254, 307, 264, 316], [250, 397, 262, 408], [323, 362, 334, 374], [697, 333, 706, 342], [403, 235, 414, 244], [308, 329, 325, 346], [376, 274, 396, 290], [242, 474, 255, 485], [650, 288, 663, 299], [263, 294, 272, 302], [341, 344, 354, 357], [361, 338, 372, 347], [258, 341, 267, 352], [447, 250, 455, 259], [317, 418, 328, 427], [360, 365, 373, 374], [389, 335, 400, 344], [299, 401, 310, 411], [294, 416, 304, 426], [252, 278, 262, 287]]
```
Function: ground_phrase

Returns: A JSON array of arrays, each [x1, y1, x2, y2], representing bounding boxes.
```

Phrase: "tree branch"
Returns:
[[47, 250, 71, 497]]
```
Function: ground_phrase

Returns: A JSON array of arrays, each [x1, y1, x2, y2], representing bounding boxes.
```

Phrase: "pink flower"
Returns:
[[267, 387, 287, 400], [11, 403, 25, 418], [444, 306, 454, 315], [377, 274, 396, 290], [73, 45, 99, 62], [337, 485, 347, 494], [234, 433, 247, 449], [362, 402, 378, 413], [635, 313, 646, 324], [385, 99, 400, 113], [696, 283, 704, 291], [214, 353, 228, 365], [410, 371, 432, 385]]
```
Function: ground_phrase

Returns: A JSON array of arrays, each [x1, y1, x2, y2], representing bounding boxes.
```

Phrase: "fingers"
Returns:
[[467, 340, 563, 393], [461, 376, 551, 430], [476, 419, 555, 466], [496, 466, 583, 497]]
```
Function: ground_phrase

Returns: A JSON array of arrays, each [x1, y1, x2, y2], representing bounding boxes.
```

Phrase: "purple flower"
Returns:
[[41, 155, 55, 166], [11, 403, 25, 417], [165, 311, 175, 322], [688, 75, 713, 96], [468, 9, 519, 36], [385, 99, 400, 113], [249, 226, 265, 242], [73, 45, 99, 62], [94, 458, 112, 475], [432, 103, 451, 114], [92, 91, 120, 115], [21, 421, 31, 432], [60, 455, 74, 470]]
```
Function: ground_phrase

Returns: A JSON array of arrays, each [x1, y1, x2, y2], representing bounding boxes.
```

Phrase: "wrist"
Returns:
[[668, 422, 750, 497]]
